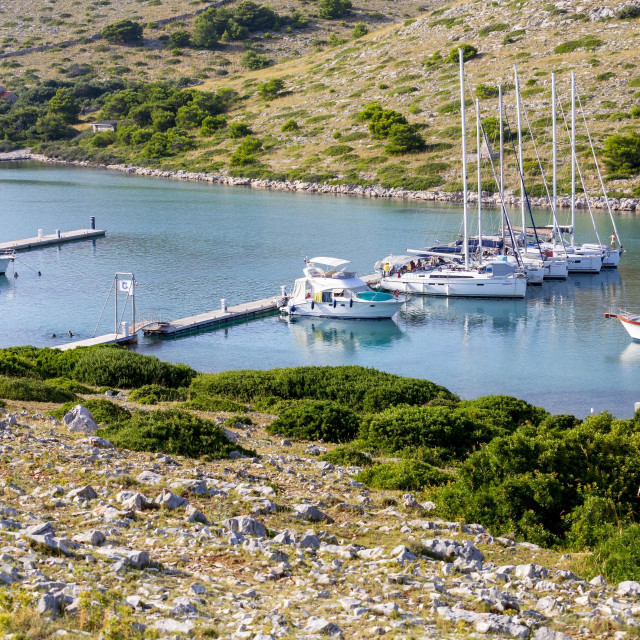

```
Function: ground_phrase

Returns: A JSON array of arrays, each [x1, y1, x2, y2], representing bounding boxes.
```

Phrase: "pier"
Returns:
[[0, 218, 106, 253], [57, 332, 138, 351]]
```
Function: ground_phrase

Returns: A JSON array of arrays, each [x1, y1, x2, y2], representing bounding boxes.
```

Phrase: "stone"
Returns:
[[514, 563, 538, 579], [25, 522, 54, 536], [66, 485, 97, 501], [190, 583, 206, 595], [532, 627, 575, 640], [155, 488, 188, 510], [63, 405, 98, 435], [590, 575, 607, 587], [298, 533, 321, 549], [171, 596, 198, 616], [304, 616, 342, 636], [26, 533, 72, 556], [137, 470, 163, 485], [120, 492, 153, 512], [72, 529, 106, 546], [222, 515, 266, 538], [185, 504, 208, 524], [84, 437, 114, 448], [153, 619, 195, 634], [293, 504, 333, 523], [617, 580, 640, 596]]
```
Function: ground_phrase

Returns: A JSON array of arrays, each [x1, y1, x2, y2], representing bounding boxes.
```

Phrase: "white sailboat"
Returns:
[[605, 310, 640, 341], [0, 250, 15, 275], [283, 257, 405, 319], [377, 50, 526, 300]]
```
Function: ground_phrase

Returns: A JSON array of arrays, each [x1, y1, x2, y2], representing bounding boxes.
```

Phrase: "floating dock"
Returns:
[[0, 228, 106, 252], [57, 332, 138, 351], [142, 295, 286, 337]]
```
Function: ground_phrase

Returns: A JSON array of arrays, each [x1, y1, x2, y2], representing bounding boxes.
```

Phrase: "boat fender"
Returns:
[[349, 299, 353, 308], [393, 289, 400, 298], [333, 300, 337, 308], [310, 301, 314, 310], [290, 305, 296, 312]]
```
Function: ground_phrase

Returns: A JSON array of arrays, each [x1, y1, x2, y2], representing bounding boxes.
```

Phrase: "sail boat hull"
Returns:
[[581, 245, 621, 268]]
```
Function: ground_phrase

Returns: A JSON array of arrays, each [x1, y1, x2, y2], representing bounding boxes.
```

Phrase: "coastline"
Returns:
[[2, 149, 638, 212]]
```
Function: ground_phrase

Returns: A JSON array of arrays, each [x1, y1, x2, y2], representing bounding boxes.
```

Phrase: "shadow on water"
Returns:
[[282, 316, 404, 352]]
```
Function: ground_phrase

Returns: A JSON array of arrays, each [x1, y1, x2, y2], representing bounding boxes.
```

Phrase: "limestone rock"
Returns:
[[222, 515, 266, 538], [63, 405, 98, 434]]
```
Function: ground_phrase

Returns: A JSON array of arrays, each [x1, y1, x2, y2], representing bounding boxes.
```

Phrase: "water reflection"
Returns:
[[283, 316, 404, 352], [619, 342, 640, 365]]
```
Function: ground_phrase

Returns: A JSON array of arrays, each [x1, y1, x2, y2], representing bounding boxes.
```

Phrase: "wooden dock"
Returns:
[[0, 228, 106, 252], [142, 295, 286, 337]]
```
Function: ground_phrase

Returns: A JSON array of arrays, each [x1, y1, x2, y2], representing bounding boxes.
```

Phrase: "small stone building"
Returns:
[[91, 120, 118, 133], [0, 86, 18, 103]]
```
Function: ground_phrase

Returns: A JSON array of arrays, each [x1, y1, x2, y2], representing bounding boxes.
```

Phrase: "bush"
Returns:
[[318, 0, 352, 19], [386, 123, 426, 155], [479, 23, 508, 36], [91, 130, 116, 148], [200, 114, 227, 136], [257, 78, 285, 100], [266, 399, 359, 442], [52, 398, 130, 424], [229, 122, 253, 138], [169, 30, 191, 48], [0, 375, 77, 403], [590, 525, 640, 582], [457, 395, 547, 428], [356, 459, 451, 491], [183, 394, 248, 413], [352, 22, 368, 38], [190, 366, 456, 412], [320, 446, 373, 467], [475, 83, 500, 99], [616, 4, 640, 19], [229, 136, 262, 166], [98, 408, 254, 459], [281, 119, 299, 132], [447, 44, 477, 63], [603, 132, 640, 173], [102, 20, 143, 44], [553, 35, 602, 54], [241, 51, 272, 70], [45, 377, 94, 394], [128, 385, 187, 405], [49, 88, 80, 123]]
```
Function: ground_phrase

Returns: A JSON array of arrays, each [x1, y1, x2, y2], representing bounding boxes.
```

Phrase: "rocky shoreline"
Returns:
[[3, 149, 639, 212]]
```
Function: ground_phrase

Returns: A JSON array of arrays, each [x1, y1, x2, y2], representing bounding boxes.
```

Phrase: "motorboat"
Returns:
[[283, 257, 405, 319], [605, 310, 640, 341], [0, 250, 15, 275]]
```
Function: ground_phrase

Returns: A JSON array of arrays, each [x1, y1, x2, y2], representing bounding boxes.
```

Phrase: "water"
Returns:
[[1, 161, 639, 417]]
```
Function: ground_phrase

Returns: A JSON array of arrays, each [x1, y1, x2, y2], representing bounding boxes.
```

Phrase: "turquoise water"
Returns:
[[1, 161, 639, 417]]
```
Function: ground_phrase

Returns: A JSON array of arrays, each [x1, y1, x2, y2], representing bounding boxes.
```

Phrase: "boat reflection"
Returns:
[[619, 342, 640, 365], [283, 316, 404, 351]]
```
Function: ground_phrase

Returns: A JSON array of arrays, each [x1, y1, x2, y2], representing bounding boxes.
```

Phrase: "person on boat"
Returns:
[[611, 233, 617, 249]]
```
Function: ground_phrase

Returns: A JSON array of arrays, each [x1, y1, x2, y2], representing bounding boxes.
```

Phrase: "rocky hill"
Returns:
[[1, 399, 638, 640]]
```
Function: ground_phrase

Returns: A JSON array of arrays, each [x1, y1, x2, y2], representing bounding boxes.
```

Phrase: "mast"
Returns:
[[476, 98, 482, 266], [514, 66, 526, 237], [499, 84, 505, 245], [460, 49, 469, 270], [570, 71, 576, 247], [552, 72, 559, 247]]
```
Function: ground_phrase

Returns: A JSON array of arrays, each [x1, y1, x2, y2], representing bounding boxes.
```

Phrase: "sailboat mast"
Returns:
[[514, 66, 526, 237], [460, 49, 469, 270], [570, 71, 576, 247], [476, 98, 483, 266], [499, 84, 505, 245], [552, 72, 558, 246]]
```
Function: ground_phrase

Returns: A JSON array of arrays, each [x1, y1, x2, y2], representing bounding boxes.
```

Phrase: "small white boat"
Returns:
[[581, 243, 622, 268], [605, 310, 640, 341], [0, 250, 15, 275], [283, 257, 405, 319]]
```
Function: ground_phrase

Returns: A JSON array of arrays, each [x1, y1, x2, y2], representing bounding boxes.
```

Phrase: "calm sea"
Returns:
[[1, 161, 638, 417]]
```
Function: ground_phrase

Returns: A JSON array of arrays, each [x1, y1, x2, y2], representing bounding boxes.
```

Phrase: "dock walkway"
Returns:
[[0, 229, 106, 252], [57, 333, 137, 351]]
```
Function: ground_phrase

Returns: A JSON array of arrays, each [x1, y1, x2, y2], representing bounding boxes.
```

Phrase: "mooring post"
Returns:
[[90, 216, 96, 230], [220, 298, 227, 312]]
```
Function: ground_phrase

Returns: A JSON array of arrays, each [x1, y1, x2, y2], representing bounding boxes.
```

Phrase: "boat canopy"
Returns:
[[308, 257, 351, 268], [374, 255, 416, 270]]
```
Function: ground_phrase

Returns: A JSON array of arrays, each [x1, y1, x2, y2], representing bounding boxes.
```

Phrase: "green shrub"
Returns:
[[169, 30, 191, 48], [257, 78, 285, 100], [229, 136, 263, 166], [52, 398, 130, 423], [553, 35, 603, 54], [475, 83, 500, 99], [241, 51, 271, 70], [183, 394, 248, 412], [457, 395, 547, 428], [352, 22, 368, 38], [596, 71, 615, 81], [616, 4, 640, 19], [39, 377, 93, 395], [629, 78, 640, 87], [320, 446, 373, 467], [129, 385, 187, 405], [98, 408, 254, 459], [631, 106, 640, 118], [590, 525, 640, 582], [0, 375, 77, 403], [101, 20, 143, 44], [91, 130, 116, 148], [386, 124, 426, 155], [318, 0, 352, 19], [502, 29, 525, 44], [266, 399, 359, 443], [446, 43, 477, 63], [281, 119, 299, 132], [356, 459, 451, 491], [190, 366, 456, 412], [479, 23, 508, 36], [200, 114, 227, 136], [229, 122, 252, 138], [603, 132, 640, 173], [323, 144, 353, 156]]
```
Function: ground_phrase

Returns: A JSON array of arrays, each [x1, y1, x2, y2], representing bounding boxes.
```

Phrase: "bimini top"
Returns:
[[308, 257, 351, 269]]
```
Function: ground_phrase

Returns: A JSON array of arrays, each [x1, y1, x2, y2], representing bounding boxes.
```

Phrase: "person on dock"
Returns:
[[13, 272, 18, 278]]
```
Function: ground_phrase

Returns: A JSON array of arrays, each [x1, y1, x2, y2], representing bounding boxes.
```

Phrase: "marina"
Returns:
[[1, 162, 639, 417]]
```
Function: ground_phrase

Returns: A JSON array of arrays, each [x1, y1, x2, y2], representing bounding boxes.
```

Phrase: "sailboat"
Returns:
[[605, 310, 640, 341], [377, 50, 526, 299], [0, 250, 15, 276]]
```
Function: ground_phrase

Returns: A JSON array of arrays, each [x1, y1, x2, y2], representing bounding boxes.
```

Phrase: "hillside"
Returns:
[[1, 0, 639, 200]]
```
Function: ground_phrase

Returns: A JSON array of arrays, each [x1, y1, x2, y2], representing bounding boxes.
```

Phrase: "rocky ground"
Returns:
[[1, 400, 640, 639]]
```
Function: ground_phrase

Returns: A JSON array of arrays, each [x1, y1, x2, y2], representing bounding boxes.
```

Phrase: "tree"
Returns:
[[200, 115, 227, 136], [91, 130, 116, 148], [35, 113, 73, 141], [603, 132, 640, 174], [368, 109, 408, 139], [48, 88, 80, 123], [447, 43, 478, 63], [175, 104, 206, 129], [229, 122, 252, 138], [101, 20, 143, 44], [151, 109, 175, 132], [241, 50, 271, 70], [257, 78, 285, 100], [318, 0, 352, 19], [193, 8, 225, 49], [233, 1, 279, 30], [386, 124, 426, 155], [352, 22, 368, 38], [169, 29, 191, 48], [229, 136, 263, 167]]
